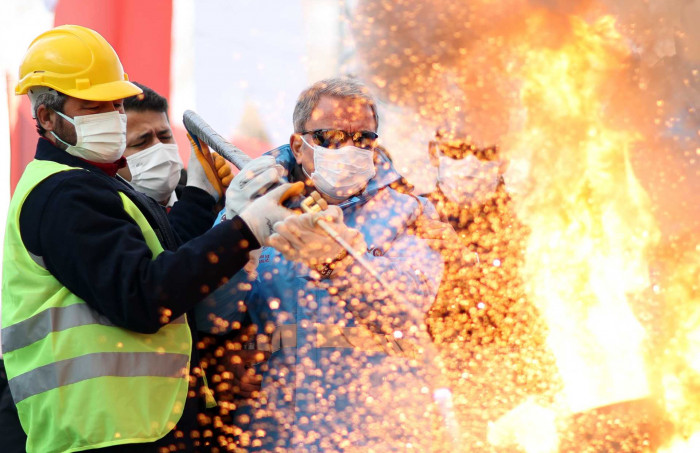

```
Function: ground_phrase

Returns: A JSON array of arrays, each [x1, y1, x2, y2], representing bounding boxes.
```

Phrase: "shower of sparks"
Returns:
[[190, 1, 700, 451], [346, 0, 699, 452]]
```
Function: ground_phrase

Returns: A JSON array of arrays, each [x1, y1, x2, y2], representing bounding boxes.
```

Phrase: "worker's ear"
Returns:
[[36, 104, 57, 132], [290, 133, 304, 164]]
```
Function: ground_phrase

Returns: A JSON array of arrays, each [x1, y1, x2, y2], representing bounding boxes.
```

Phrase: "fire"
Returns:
[[353, 1, 699, 450], [508, 15, 700, 451], [508, 15, 659, 415], [655, 239, 700, 448]]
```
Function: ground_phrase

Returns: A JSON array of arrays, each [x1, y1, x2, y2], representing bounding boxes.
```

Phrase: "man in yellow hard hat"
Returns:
[[1, 24, 304, 453]]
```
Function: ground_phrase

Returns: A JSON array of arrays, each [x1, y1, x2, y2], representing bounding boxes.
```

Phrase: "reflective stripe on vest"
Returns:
[[1, 304, 185, 354], [9, 351, 189, 403], [1, 159, 192, 453]]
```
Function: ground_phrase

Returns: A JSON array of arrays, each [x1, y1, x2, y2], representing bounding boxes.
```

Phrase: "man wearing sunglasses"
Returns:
[[197, 77, 452, 451]]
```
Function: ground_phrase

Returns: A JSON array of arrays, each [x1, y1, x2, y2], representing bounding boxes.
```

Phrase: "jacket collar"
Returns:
[[35, 137, 126, 176]]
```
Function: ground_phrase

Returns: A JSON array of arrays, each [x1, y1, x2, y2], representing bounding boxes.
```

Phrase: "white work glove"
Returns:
[[186, 133, 231, 201], [238, 182, 303, 246], [186, 150, 218, 199], [225, 155, 285, 219], [268, 206, 367, 276]]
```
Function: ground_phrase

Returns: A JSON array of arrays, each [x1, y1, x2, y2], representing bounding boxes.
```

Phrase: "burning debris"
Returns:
[[341, 0, 700, 451], [168, 2, 699, 451]]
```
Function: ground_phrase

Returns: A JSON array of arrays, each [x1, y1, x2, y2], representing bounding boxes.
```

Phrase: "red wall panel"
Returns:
[[9, 0, 173, 193]]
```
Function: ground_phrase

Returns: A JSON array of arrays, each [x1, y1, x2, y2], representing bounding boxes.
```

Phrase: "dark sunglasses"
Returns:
[[301, 129, 379, 150], [429, 140, 500, 161]]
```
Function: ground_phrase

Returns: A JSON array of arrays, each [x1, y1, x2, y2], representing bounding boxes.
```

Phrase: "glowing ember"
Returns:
[[187, 2, 700, 451], [347, 0, 699, 451], [510, 15, 658, 414]]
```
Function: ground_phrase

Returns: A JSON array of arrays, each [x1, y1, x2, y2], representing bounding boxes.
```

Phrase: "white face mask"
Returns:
[[437, 154, 502, 205], [126, 142, 183, 203], [301, 136, 376, 201], [51, 110, 127, 163]]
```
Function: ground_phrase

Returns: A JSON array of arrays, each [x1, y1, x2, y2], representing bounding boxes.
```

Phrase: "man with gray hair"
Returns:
[[198, 77, 454, 451]]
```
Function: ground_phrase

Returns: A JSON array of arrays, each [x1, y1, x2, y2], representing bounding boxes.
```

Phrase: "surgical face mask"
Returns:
[[301, 136, 376, 201], [126, 142, 183, 203], [51, 110, 127, 163], [437, 154, 501, 205]]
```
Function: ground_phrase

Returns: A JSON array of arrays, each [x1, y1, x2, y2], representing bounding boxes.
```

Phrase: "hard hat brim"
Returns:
[[58, 80, 143, 102]]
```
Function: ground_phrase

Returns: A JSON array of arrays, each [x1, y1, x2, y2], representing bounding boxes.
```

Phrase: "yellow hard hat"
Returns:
[[15, 24, 142, 101]]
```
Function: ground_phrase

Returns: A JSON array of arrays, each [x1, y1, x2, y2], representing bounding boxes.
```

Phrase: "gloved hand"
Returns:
[[268, 206, 367, 275], [212, 151, 233, 188], [243, 249, 262, 279], [186, 133, 229, 200], [238, 182, 305, 246], [225, 155, 285, 219]]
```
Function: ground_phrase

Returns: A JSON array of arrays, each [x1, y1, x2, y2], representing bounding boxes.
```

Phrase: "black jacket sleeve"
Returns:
[[167, 186, 218, 243], [20, 171, 259, 334]]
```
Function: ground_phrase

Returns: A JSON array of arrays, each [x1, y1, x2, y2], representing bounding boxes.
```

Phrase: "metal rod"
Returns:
[[314, 217, 392, 291], [299, 196, 391, 290], [183, 109, 251, 169]]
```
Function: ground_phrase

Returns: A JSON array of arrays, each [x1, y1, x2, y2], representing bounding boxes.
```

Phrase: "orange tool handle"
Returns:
[[279, 181, 306, 205]]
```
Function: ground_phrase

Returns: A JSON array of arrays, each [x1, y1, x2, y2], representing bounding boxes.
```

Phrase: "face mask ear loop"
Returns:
[[50, 131, 73, 148], [49, 110, 76, 149], [53, 109, 75, 125], [299, 135, 316, 180], [300, 134, 316, 150], [302, 165, 313, 181]]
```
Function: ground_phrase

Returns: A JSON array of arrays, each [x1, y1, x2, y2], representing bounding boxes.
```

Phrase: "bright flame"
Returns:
[[350, 0, 700, 449], [660, 431, 700, 453], [488, 398, 559, 453], [508, 15, 659, 414], [656, 240, 700, 449]]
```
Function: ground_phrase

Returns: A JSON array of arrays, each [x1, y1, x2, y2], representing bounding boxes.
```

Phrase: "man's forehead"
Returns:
[[436, 127, 497, 150], [63, 96, 96, 108], [126, 110, 170, 130], [309, 95, 376, 128], [315, 95, 372, 112]]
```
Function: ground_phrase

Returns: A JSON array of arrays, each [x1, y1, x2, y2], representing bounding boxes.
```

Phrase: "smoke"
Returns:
[[351, 0, 699, 236], [349, 0, 700, 449]]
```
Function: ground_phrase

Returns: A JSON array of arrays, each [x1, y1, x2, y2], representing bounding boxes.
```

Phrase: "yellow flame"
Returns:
[[660, 432, 700, 453], [505, 16, 659, 416], [656, 240, 700, 449], [353, 1, 700, 449]]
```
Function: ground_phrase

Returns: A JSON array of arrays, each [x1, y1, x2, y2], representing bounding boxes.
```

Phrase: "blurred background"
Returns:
[[2, 1, 700, 450], [1, 0, 357, 194], [2, 0, 698, 235]]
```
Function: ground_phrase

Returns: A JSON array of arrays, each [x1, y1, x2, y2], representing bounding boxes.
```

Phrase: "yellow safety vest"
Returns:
[[1, 159, 192, 453]]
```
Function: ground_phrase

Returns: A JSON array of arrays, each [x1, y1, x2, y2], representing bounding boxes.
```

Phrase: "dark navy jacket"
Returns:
[[10, 138, 260, 452]]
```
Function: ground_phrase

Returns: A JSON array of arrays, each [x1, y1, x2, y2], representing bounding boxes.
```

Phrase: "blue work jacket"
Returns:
[[197, 145, 449, 451]]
